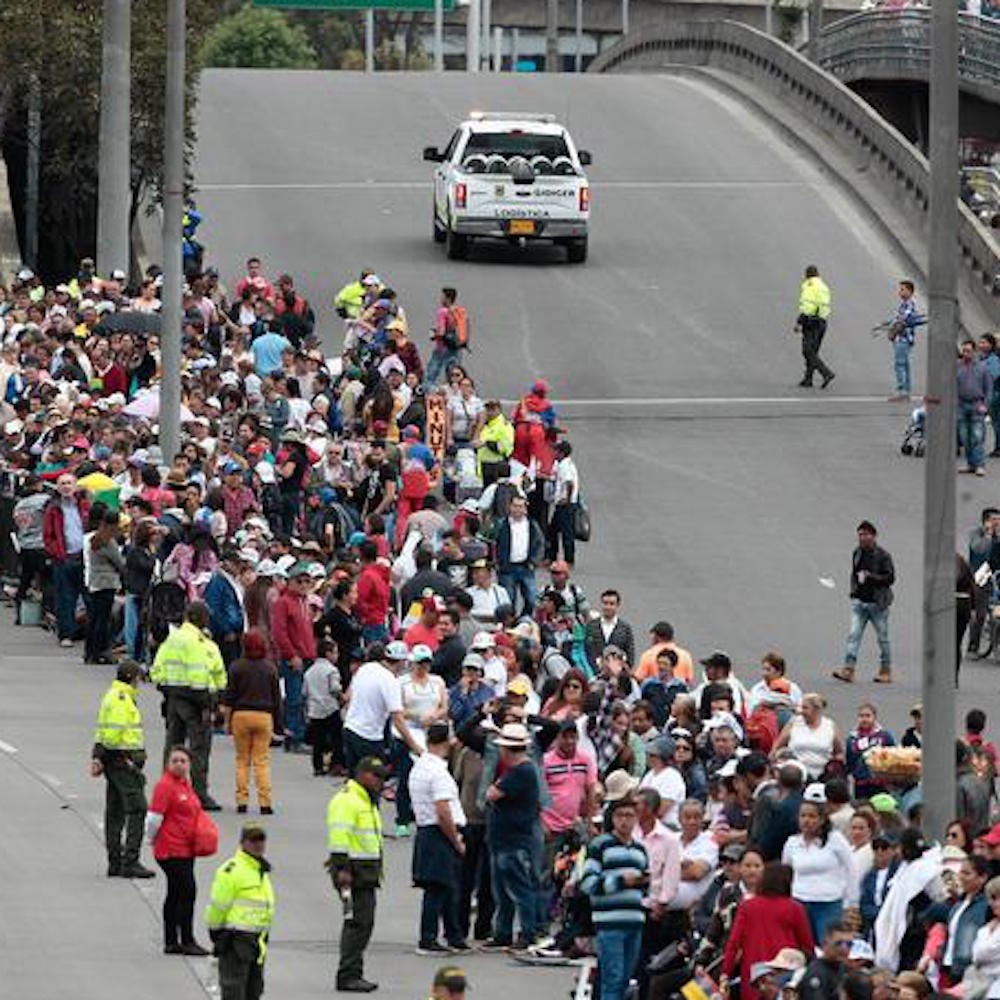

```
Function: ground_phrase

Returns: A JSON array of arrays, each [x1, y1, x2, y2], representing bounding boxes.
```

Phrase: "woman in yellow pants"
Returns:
[[223, 629, 282, 814]]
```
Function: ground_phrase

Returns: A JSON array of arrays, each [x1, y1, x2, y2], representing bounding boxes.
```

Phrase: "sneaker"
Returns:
[[820, 372, 836, 389], [200, 796, 222, 812], [60, 638, 74, 648], [797, 379, 813, 388], [394, 822, 412, 838], [181, 942, 210, 957], [831, 666, 855, 683], [236, 804, 248, 814], [415, 941, 450, 956], [478, 938, 513, 952], [447, 940, 472, 953], [976, 467, 987, 477]]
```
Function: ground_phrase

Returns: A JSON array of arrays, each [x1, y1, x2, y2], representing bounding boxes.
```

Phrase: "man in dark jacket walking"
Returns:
[[42, 471, 91, 646], [495, 494, 544, 615], [833, 521, 895, 684]]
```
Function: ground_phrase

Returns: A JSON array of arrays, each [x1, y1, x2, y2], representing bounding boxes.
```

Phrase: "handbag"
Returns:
[[573, 497, 592, 543], [192, 809, 219, 858]]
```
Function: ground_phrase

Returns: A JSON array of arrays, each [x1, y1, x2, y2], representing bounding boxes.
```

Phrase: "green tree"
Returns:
[[201, 4, 320, 69], [0, 0, 217, 279]]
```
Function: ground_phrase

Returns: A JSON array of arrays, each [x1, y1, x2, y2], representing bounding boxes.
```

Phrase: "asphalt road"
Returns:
[[4, 69, 999, 1000]]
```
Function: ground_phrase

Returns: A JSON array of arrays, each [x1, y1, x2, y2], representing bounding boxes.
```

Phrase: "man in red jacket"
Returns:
[[270, 563, 317, 754], [43, 471, 91, 646], [357, 539, 390, 644]]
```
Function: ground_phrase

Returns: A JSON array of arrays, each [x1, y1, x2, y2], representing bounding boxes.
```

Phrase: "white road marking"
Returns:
[[39, 772, 63, 788], [516, 395, 897, 406], [818, 577, 837, 589], [0, 739, 19, 754], [197, 179, 812, 192]]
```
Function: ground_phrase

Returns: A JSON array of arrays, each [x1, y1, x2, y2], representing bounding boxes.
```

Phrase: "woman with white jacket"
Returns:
[[965, 875, 1000, 999]]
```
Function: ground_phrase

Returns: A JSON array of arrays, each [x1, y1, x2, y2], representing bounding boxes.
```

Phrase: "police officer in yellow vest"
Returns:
[[334, 270, 376, 320], [327, 756, 390, 993], [205, 824, 275, 1000], [151, 600, 227, 811], [475, 401, 515, 487], [90, 660, 155, 879], [796, 264, 835, 389]]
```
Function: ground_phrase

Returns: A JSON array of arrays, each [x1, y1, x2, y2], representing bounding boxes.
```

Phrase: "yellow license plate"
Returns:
[[509, 219, 536, 235]]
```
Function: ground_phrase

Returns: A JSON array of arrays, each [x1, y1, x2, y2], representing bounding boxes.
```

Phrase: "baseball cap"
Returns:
[[869, 792, 899, 814], [647, 735, 676, 761], [411, 644, 434, 663], [433, 967, 469, 992], [385, 641, 411, 662], [356, 756, 391, 779], [872, 829, 900, 848], [803, 782, 827, 804], [471, 631, 495, 651], [848, 939, 874, 964], [462, 653, 485, 672], [721, 843, 745, 863], [700, 650, 732, 670]]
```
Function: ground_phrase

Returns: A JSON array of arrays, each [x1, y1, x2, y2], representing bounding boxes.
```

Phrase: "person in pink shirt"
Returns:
[[540, 720, 597, 934], [634, 785, 683, 989]]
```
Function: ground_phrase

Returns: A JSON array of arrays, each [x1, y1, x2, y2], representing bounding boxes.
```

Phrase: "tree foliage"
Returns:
[[201, 4, 320, 69], [0, 0, 217, 279]]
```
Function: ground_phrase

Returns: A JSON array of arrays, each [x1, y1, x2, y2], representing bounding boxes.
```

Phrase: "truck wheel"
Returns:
[[566, 237, 588, 263], [446, 228, 468, 260], [433, 208, 446, 244]]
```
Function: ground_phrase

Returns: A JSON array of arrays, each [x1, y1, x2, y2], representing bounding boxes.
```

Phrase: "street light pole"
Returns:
[[434, 0, 444, 71], [97, 0, 131, 278], [466, 0, 480, 72], [160, 0, 184, 466], [807, 0, 823, 61], [575, 0, 583, 72], [922, 0, 959, 840], [621, 0, 629, 36], [365, 10, 375, 73], [546, 0, 559, 71]]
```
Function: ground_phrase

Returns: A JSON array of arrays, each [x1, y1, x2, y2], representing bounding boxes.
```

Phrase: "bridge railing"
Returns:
[[588, 20, 1000, 316], [816, 9, 1000, 89]]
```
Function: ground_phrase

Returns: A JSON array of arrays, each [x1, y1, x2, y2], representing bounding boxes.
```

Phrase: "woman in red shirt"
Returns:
[[146, 746, 210, 956], [721, 861, 814, 1000]]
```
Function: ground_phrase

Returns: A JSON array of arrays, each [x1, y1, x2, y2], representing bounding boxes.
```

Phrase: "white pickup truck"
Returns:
[[423, 112, 592, 263]]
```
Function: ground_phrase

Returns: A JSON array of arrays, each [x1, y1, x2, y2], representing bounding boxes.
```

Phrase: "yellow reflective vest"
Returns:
[[151, 621, 226, 695], [798, 276, 832, 320], [205, 850, 275, 962], [334, 280, 365, 319], [94, 679, 144, 751], [327, 779, 383, 886], [477, 414, 514, 474]]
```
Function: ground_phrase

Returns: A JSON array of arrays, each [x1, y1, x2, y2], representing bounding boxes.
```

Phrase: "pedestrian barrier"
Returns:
[[588, 19, 1000, 322], [815, 10, 1000, 96]]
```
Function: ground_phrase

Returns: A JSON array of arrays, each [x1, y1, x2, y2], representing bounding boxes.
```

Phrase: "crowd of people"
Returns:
[[4, 255, 1000, 1000]]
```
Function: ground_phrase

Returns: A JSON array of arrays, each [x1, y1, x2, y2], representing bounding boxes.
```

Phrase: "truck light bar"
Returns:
[[468, 111, 556, 123]]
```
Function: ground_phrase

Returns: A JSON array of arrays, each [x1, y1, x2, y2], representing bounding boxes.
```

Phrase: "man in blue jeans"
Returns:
[[481, 723, 540, 951], [888, 279, 921, 401], [833, 521, 895, 685], [496, 495, 544, 616], [42, 471, 89, 647], [958, 337, 993, 477], [580, 792, 649, 1000]]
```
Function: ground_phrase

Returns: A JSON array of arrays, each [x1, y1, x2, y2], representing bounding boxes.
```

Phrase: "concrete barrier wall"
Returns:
[[588, 20, 1000, 321]]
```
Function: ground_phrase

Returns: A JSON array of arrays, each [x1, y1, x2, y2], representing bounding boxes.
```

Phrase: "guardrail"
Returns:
[[816, 10, 1000, 93], [588, 20, 1000, 315]]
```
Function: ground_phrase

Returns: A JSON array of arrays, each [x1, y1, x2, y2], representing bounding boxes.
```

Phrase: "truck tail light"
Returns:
[[455, 183, 467, 209], [579, 185, 590, 212]]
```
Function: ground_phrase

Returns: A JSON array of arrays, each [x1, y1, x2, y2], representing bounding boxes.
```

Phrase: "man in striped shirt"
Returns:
[[580, 795, 649, 1000]]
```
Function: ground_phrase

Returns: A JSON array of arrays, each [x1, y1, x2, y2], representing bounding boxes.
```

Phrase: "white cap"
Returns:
[[49, 305, 68, 318], [79, 299, 96, 311], [237, 547, 260, 567], [111, 268, 127, 281], [471, 631, 495, 650], [411, 644, 434, 663], [254, 461, 276, 485], [307, 562, 326, 579], [16, 268, 34, 281], [205, 396, 221, 409], [803, 782, 827, 804], [256, 559, 286, 579], [276, 554, 297, 573], [5, 419, 24, 434]]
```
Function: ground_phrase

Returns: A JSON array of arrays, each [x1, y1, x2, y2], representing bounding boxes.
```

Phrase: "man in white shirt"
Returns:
[[669, 799, 719, 912], [546, 441, 581, 566], [408, 723, 468, 953], [496, 495, 543, 615], [343, 641, 422, 772], [465, 559, 511, 625]]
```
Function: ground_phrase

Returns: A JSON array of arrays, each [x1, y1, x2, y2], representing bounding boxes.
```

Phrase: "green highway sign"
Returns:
[[255, 0, 455, 10]]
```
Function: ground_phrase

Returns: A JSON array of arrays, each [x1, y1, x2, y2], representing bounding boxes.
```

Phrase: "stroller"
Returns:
[[900, 406, 926, 457]]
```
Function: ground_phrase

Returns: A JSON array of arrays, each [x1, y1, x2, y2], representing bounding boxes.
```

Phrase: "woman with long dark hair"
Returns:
[[781, 790, 854, 942], [146, 746, 210, 956], [541, 668, 587, 720]]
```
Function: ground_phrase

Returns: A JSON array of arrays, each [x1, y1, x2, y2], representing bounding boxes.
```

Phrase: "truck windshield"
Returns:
[[464, 132, 570, 159]]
